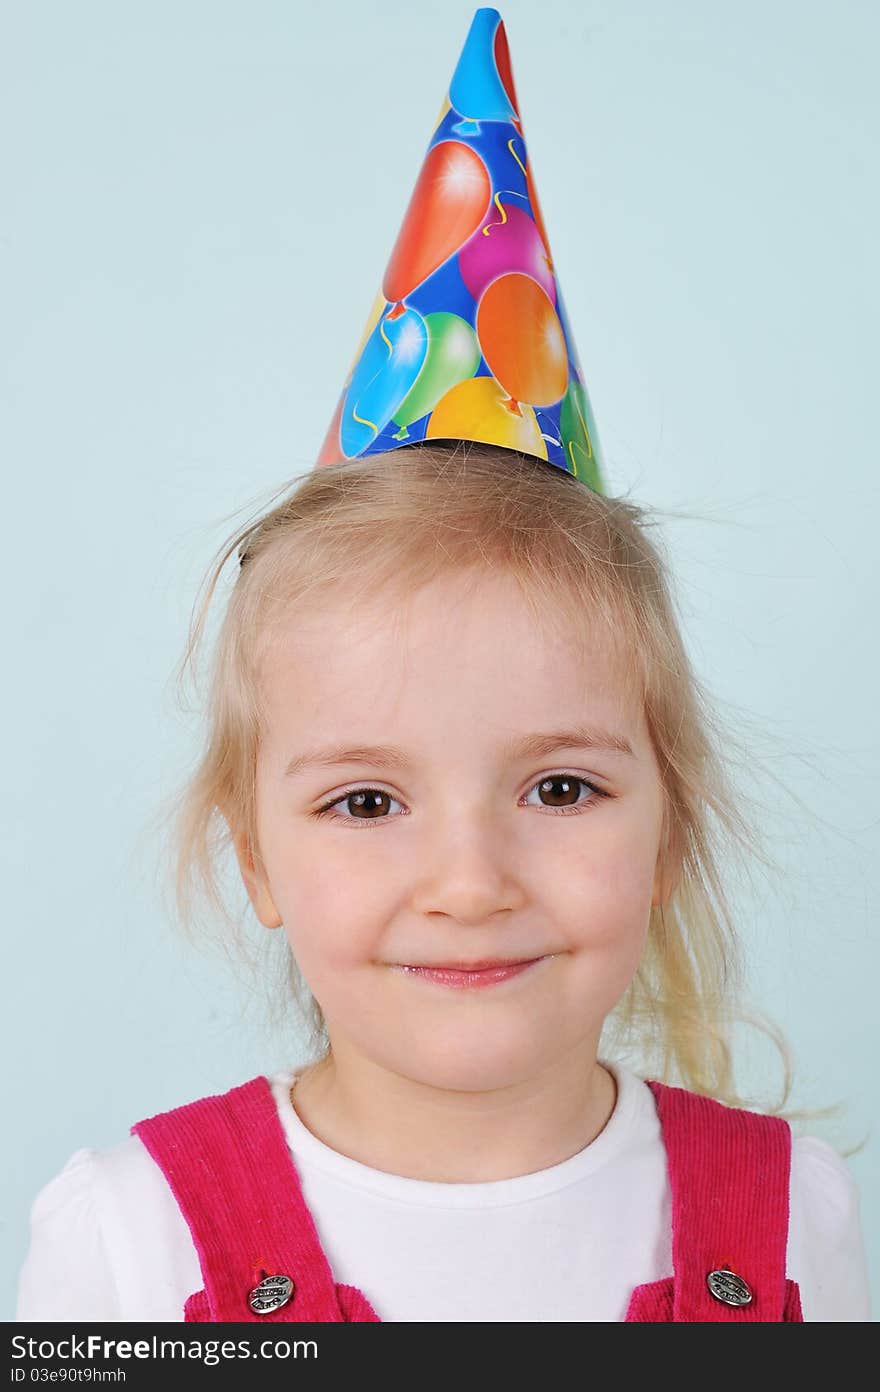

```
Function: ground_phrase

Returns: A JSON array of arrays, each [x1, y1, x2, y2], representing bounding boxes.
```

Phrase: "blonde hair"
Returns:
[[154, 439, 861, 1148]]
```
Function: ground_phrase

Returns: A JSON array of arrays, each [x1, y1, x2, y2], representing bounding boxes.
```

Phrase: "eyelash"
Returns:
[[312, 774, 610, 828]]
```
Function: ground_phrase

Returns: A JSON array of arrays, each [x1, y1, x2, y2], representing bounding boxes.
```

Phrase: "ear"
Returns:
[[230, 828, 283, 929]]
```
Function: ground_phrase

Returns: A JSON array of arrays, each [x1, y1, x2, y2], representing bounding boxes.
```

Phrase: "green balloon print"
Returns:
[[392, 312, 482, 437], [560, 379, 605, 494]]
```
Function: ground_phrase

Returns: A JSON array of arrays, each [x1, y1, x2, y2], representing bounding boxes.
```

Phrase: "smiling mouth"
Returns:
[[389, 956, 551, 990]]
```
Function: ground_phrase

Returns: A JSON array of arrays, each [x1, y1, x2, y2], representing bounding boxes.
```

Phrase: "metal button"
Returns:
[[248, 1273, 295, 1315], [706, 1267, 753, 1307]]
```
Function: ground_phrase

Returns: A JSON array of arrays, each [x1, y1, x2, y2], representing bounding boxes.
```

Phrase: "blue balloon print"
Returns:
[[341, 307, 428, 457], [449, 8, 517, 129]]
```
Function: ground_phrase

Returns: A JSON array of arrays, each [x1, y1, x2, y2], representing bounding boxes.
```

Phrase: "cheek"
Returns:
[[276, 861, 385, 980], [561, 836, 656, 950], [560, 856, 653, 1016], [284, 913, 371, 979], [260, 824, 351, 935]]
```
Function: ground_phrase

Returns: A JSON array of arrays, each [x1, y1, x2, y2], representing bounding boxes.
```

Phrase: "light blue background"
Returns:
[[3, 0, 877, 1318]]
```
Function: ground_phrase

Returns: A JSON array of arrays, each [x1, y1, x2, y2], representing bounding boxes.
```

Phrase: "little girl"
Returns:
[[17, 7, 871, 1323]]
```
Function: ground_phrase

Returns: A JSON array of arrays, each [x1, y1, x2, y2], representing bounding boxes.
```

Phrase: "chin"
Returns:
[[388, 1036, 558, 1094]]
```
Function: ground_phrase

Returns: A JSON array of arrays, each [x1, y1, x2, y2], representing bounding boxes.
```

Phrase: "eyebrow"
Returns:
[[282, 724, 635, 779]]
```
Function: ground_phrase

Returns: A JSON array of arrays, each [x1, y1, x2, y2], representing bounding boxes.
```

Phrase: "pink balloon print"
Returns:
[[458, 204, 555, 306]]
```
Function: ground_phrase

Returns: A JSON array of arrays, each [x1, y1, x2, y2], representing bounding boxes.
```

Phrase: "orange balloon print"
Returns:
[[476, 273, 568, 406], [383, 142, 491, 307]]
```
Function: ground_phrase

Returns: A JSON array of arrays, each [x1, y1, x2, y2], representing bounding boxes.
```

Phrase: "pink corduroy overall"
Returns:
[[131, 1075, 805, 1322]]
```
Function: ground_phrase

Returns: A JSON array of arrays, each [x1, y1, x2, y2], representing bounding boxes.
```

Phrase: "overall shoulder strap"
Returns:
[[627, 1079, 802, 1321], [131, 1076, 380, 1322]]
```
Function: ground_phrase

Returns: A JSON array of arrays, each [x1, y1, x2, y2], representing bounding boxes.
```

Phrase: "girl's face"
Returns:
[[237, 569, 670, 1093]]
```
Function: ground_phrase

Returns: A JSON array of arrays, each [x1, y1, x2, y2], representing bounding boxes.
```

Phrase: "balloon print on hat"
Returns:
[[448, 6, 520, 135], [476, 272, 568, 410], [426, 375, 546, 457], [392, 312, 481, 439], [458, 202, 554, 304], [341, 307, 428, 457], [382, 142, 492, 318]]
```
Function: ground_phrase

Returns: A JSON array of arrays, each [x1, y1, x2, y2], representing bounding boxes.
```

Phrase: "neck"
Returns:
[[289, 1046, 618, 1183]]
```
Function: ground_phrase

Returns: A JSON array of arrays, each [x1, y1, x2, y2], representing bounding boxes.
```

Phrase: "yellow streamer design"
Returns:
[[350, 403, 378, 439], [482, 190, 510, 237], [351, 403, 379, 439], [479, 134, 532, 238], [508, 137, 528, 181]]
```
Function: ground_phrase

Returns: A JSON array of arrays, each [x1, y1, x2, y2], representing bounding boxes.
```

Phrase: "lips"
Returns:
[[390, 956, 549, 991]]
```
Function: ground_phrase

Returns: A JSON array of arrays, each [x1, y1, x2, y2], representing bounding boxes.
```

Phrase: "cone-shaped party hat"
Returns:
[[315, 7, 605, 493]]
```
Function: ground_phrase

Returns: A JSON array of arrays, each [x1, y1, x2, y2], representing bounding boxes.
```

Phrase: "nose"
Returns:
[[409, 814, 525, 925]]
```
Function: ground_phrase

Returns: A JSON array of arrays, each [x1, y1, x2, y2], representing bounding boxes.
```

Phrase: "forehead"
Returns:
[[257, 570, 646, 750]]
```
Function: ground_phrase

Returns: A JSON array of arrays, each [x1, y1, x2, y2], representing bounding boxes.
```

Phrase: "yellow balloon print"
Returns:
[[426, 376, 548, 458]]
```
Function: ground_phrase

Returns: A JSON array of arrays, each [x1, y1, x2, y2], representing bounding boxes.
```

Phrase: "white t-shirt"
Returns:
[[15, 1058, 872, 1322]]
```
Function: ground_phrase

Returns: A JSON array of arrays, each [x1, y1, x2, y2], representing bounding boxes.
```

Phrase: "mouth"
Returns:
[[390, 956, 551, 990]]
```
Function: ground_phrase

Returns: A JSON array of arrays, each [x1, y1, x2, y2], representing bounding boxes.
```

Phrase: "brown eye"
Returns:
[[537, 776, 582, 808], [523, 774, 608, 815], [314, 788, 403, 822], [341, 789, 393, 819]]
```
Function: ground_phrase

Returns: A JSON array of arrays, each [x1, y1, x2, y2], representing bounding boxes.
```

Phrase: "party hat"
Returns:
[[315, 7, 605, 494]]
